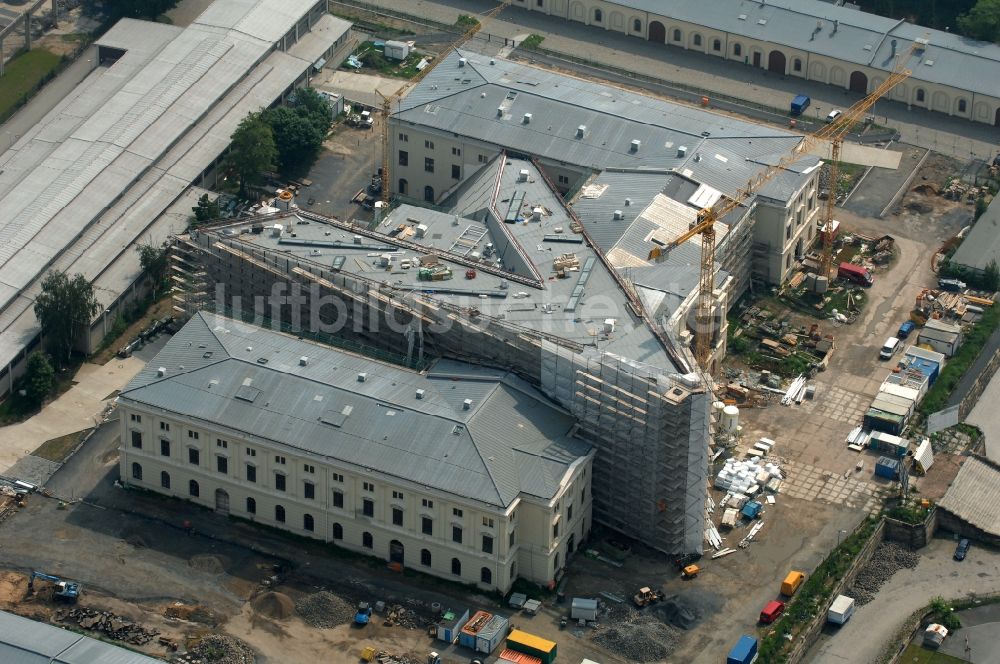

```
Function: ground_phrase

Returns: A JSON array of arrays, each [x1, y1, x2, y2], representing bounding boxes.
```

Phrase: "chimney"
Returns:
[[415, 388, 425, 399], [497, 107, 504, 118], [576, 125, 586, 138], [299, 356, 308, 366], [677, 146, 687, 157], [463, 398, 473, 410], [624, 197, 632, 206], [613, 210, 623, 220], [156, 367, 166, 377], [518, 169, 530, 182], [890, 39, 897, 57], [458, 57, 467, 67], [522, 113, 532, 124], [630, 139, 641, 152], [489, 58, 495, 65], [357, 372, 368, 383]]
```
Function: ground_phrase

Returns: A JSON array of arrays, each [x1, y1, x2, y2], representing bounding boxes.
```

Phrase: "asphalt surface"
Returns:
[[936, 603, 1000, 664]]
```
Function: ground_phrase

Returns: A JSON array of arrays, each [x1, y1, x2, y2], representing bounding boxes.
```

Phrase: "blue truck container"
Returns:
[[790, 95, 810, 115], [741, 501, 763, 519], [874, 456, 900, 479], [727, 635, 758, 664]]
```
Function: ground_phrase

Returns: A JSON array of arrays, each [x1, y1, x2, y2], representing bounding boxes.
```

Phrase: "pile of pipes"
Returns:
[[781, 374, 808, 405], [846, 427, 871, 447], [714, 458, 783, 496]]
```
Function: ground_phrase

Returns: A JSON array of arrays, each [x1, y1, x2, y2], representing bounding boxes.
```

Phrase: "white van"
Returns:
[[879, 337, 900, 360]]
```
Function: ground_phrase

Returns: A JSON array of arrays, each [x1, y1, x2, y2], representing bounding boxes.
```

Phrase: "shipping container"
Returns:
[[475, 615, 510, 654], [506, 629, 557, 664], [727, 635, 758, 664], [436, 608, 470, 644], [874, 456, 900, 479], [827, 595, 855, 625], [570, 598, 598, 622], [868, 431, 909, 458], [460, 611, 493, 649], [498, 648, 543, 664]]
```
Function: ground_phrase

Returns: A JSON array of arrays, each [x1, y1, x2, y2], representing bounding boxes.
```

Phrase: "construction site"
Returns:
[[0, 0, 999, 663]]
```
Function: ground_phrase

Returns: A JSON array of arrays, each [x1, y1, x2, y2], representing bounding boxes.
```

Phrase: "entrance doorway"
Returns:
[[768, 50, 786, 74], [389, 539, 404, 565], [849, 71, 868, 93], [214, 488, 230, 514], [648, 20, 665, 43], [752, 51, 762, 68]]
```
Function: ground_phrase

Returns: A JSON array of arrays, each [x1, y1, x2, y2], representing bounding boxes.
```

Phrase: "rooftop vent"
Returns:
[[156, 367, 166, 377], [256, 357, 268, 364], [630, 139, 641, 152], [532, 207, 542, 221], [415, 388, 425, 399], [489, 58, 495, 65], [518, 169, 530, 182], [613, 210, 624, 220], [522, 113, 532, 124], [357, 372, 368, 383], [353, 235, 362, 244], [624, 197, 632, 206], [694, 153, 702, 162], [576, 125, 586, 138], [677, 146, 688, 157], [497, 107, 504, 117], [463, 398, 473, 410], [458, 57, 467, 67], [299, 356, 308, 366]]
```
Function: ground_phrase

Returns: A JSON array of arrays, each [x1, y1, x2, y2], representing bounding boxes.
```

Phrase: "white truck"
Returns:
[[827, 595, 855, 625]]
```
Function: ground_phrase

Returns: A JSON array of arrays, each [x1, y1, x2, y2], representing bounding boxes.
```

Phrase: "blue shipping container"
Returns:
[[875, 456, 900, 479], [727, 635, 758, 664]]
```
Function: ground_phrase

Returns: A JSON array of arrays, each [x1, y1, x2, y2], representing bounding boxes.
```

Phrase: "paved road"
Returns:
[[808, 537, 1000, 664], [349, 0, 1000, 161], [937, 603, 1000, 664]]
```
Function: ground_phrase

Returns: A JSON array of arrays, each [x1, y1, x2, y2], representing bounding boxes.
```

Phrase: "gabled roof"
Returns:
[[120, 313, 589, 507], [938, 456, 1000, 538]]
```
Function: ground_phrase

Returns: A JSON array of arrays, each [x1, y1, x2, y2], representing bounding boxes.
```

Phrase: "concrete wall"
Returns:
[[883, 509, 939, 550]]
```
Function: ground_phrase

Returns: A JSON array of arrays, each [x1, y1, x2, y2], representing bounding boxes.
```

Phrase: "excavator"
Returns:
[[27, 571, 81, 603]]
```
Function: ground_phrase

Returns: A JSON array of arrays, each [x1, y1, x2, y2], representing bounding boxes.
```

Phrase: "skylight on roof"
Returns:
[[235, 385, 262, 403]]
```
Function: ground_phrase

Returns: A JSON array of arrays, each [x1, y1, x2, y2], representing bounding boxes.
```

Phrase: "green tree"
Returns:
[[137, 241, 170, 295], [225, 111, 276, 196], [957, 0, 1000, 41], [265, 106, 326, 177], [83, 0, 178, 21], [191, 193, 221, 225], [985, 259, 1000, 291], [33, 271, 101, 366], [22, 351, 54, 408], [290, 87, 334, 132]]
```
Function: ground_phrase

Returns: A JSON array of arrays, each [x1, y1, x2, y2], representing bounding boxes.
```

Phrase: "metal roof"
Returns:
[[596, 0, 1000, 97], [120, 312, 590, 507], [0, 611, 162, 664], [938, 456, 1000, 538], [952, 197, 1000, 272], [397, 50, 811, 201]]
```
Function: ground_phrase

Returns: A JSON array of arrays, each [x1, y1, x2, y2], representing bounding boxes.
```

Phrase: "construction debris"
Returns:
[[381, 603, 430, 629], [715, 458, 783, 495], [592, 614, 680, 662], [294, 591, 354, 628], [781, 375, 808, 405], [179, 635, 256, 664], [738, 521, 765, 549], [847, 542, 920, 605], [58, 607, 159, 645]]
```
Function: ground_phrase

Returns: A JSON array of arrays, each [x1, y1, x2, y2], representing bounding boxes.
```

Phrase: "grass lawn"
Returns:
[[353, 41, 425, 78], [899, 644, 967, 664], [33, 429, 91, 463], [0, 49, 61, 120]]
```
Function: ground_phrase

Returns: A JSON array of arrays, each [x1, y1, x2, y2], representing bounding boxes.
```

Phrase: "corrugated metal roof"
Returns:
[[594, 0, 1000, 97], [938, 456, 1000, 537], [120, 313, 588, 506], [0, 611, 161, 664], [952, 196, 1000, 271]]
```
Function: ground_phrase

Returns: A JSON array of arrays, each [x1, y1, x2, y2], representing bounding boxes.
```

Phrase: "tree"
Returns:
[[137, 241, 170, 295], [289, 88, 334, 133], [33, 271, 101, 366], [22, 351, 54, 408], [265, 106, 326, 177], [83, 0, 179, 21], [957, 0, 1000, 41], [985, 259, 1000, 292], [191, 194, 221, 225], [225, 111, 276, 196]]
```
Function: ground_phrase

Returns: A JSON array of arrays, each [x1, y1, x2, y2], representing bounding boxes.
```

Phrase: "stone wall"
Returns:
[[883, 509, 939, 550]]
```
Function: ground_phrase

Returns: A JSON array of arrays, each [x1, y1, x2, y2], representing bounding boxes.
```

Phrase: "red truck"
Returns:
[[838, 262, 873, 287]]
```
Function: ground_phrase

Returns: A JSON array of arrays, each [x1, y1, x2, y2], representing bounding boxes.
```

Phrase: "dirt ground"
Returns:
[[91, 296, 175, 366]]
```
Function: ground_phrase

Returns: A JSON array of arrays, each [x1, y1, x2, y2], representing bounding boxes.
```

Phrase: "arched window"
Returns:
[[189, 479, 199, 497], [304, 514, 314, 531], [793, 58, 802, 72], [423, 185, 434, 202], [451, 558, 462, 576], [333, 522, 343, 540], [131, 462, 142, 480], [481, 567, 492, 584], [398, 178, 408, 195], [633, 18, 641, 32], [275, 504, 285, 522], [246, 497, 256, 514], [593, 9, 602, 22], [712, 38, 721, 52], [958, 99, 967, 113], [673, 28, 682, 41], [160, 471, 170, 489], [733, 43, 742, 57], [916, 88, 925, 102], [421, 549, 432, 566], [363, 531, 373, 549], [693, 34, 702, 47]]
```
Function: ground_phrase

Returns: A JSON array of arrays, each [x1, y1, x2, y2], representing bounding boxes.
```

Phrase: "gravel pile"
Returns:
[[252, 592, 294, 620], [848, 542, 920, 605], [592, 615, 680, 662], [181, 635, 255, 664], [295, 591, 354, 628]]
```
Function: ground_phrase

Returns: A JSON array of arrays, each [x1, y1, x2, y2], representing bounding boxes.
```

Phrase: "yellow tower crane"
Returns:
[[378, 2, 510, 204], [650, 38, 922, 369]]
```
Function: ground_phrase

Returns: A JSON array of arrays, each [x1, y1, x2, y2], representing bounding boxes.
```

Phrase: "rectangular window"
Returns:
[[422, 498, 434, 508], [568, 504, 573, 520], [363, 498, 374, 517], [398, 132, 408, 142], [452, 526, 463, 543], [424, 157, 434, 173], [246, 464, 257, 483], [247, 448, 256, 456], [398, 150, 408, 166], [188, 430, 199, 440], [537, 0, 542, 5], [130, 414, 141, 423], [478, 154, 487, 164], [482, 535, 493, 554], [558, 174, 569, 185], [424, 140, 434, 149], [392, 507, 403, 526], [332, 473, 344, 483], [274, 455, 286, 465], [304, 464, 315, 474], [302, 481, 314, 499], [451, 164, 460, 180], [160, 439, 170, 457], [553, 522, 559, 538], [216, 456, 228, 474], [159, 421, 169, 431], [452, 508, 463, 518], [421, 516, 433, 535], [188, 448, 199, 465], [131, 431, 142, 449], [785, 223, 792, 240], [275, 473, 286, 492], [392, 491, 404, 500], [451, 147, 461, 156], [216, 439, 227, 448], [482, 516, 494, 528], [333, 490, 344, 508], [509, 530, 515, 547], [364, 482, 374, 492]]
